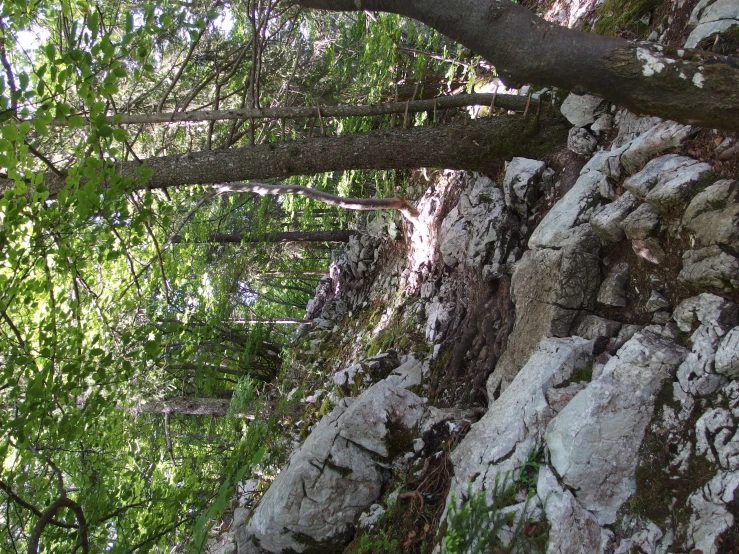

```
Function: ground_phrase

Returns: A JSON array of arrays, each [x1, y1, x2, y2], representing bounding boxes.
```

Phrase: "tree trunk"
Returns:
[[135, 398, 231, 417], [298, 0, 739, 131], [172, 230, 356, 244], [225, 318, 309, 324], [1, 117, 566, 198], [51, 93, 528, 126]]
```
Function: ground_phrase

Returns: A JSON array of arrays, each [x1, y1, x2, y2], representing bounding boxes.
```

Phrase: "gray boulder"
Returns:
[[621, 202, 660, 240], [568, 127, 598, 157], [679, 246, 739, 290], [451, 337, 594, 503], [673, 293, 738, 333], [676, 322, 728, 397], [502, 157, 548, 219], [685, 0, 739, 48], [597, 262, 629, 307], [240, 381, 425, 553], [529, 170, 609, 249], [590, 192, 637, 243], [716, 327, 739, 378], [623, 154, 712, 211], [686, 470, 739, 553], [576, 315, 622, 340], [488, 243, 600, 393], [439, 175, 520, 278], [682, 179, 739, 248], [545, 332, 688, 524], [537, 466, 614, 554], [560, 93, 606, 127]]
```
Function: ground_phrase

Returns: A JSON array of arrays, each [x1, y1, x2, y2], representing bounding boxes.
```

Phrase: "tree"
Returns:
[[2, 0, 731, 550], [298, 0, 739, 131]]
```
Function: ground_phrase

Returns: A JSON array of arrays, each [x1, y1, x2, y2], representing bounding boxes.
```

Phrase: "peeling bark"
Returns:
[[298, 0, 739, 130]]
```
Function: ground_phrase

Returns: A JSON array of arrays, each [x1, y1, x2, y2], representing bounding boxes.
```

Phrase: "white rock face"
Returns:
[[682, 179, 739, 248], [537, 466, 613, 554], [568, 127, 598, 156], [590, 191, 637, 243], [488, 243, 600, 392], [439, 175, 520, 278], [716, 326, 739, 378], [679, 245, 739, 290], [451, 337, 593, 502], [545, 332, 688, 525], [673, 293, 738, 333], [502, 157, 547, 219], [240, 381, 425, 553], [685, 0, 739, 48], [623, 154, 712, 211], [529, 170, 608, 249], [687, 470, 739, 553], [560, 93, 605, 127]]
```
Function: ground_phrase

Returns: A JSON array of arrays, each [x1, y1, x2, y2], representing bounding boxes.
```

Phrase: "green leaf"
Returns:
[[33, 120, 48, 136], [68, 115, 84, 128]]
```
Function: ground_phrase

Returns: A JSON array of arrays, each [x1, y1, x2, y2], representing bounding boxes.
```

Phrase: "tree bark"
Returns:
[[50, 93, 528, 126], [2, 117, 566, 197], [298, 0, 739, 131], [171, 230, 356, 244], [135, 397, 231, 417]]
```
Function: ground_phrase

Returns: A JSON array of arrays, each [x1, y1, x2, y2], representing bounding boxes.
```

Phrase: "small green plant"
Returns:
[[443, 458, 548, 554]]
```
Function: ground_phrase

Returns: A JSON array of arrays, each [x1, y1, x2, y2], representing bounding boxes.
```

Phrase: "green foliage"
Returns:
[[443, 457, 548, 554], [593, 0, 662, 37]]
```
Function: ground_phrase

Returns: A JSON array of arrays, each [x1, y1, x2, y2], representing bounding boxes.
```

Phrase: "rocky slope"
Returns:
[[208, 4, 739, 552]]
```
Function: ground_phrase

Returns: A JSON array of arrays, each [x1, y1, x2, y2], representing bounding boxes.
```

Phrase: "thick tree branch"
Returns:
[[27, 497, 89, 554], [0, 117, 566, 198], [298, 0, 739, 130]]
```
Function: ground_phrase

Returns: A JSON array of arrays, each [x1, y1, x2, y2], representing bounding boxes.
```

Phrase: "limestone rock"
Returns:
[[384, 355, 425, 389], [590, 192, 637, 243], [687, 470, 739, 553], [502, 157, 547, 219], [621, 202, 660, 240], [560, 93, 605, 127], [332, 351, 400, 395], [673, 293, 738, 333], [685, 0, 739, 48], [597, 262, 629, 307], [613, 523, 663, 554], [676, 322, 728, 397], [716, 327, 739, 378], [682, 179, 739, 248], [576, 315, 622, 340], [591, 114, 614, 135], [545, 332, 688, 524], [529, 170, 609, 249], [240, 381, 425, 553], [646, 291, 670, 312], [679, 245, 739, 290], [696, 407, 739, 470], [537, 466, 613, 554], [623, 154, 712, 211], [439, 175, 521, 278], [488, 243, 600, 392], [568, 127, 598, 156], [619, 122, 695, 175], [451, 337, 594, 503]]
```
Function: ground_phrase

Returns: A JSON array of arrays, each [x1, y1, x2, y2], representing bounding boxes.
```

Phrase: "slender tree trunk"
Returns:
[[135, 398, 231, 417], [171, 230, 356, 244], [50, 93, 528, 126], [4, 117, 566, 198], [298, 0, 739, 131]]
